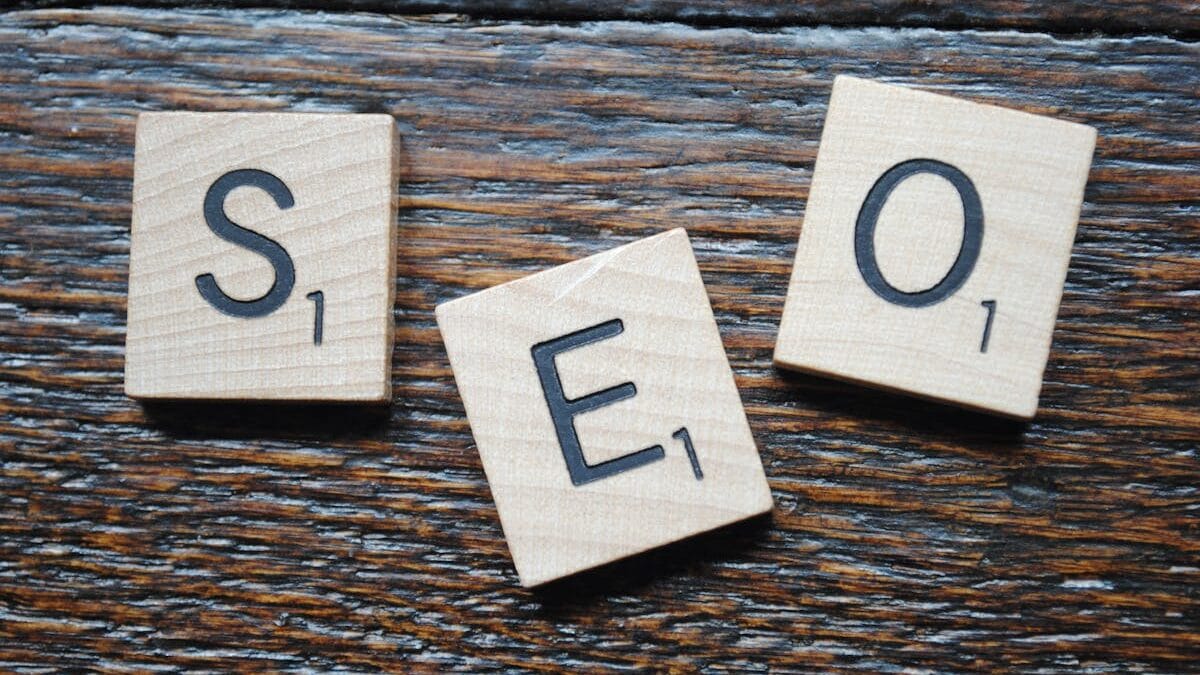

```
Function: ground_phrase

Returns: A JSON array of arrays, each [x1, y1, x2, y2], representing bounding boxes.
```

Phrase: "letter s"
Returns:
[[194, 168, 296, 318]]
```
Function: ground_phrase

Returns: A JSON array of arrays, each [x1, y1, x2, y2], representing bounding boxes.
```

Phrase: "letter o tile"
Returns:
[[775, 77, 1096, 419]]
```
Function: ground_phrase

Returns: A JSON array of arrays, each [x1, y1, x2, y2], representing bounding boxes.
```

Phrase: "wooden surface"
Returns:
[[15, 0, 1200, 36], [0, 4, 1197, 671], [127, 112, 398, 401]]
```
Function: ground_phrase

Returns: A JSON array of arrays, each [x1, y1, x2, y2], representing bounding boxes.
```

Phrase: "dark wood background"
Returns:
[[1, 1, 1197, 671]]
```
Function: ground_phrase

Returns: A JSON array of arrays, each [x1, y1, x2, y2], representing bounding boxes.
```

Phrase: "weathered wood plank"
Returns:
[[12, 0, 1200, 36], [0, 8, 1197, 672]]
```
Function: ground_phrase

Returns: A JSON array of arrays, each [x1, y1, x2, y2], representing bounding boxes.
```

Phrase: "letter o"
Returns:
[[854, 158, 983, 308]]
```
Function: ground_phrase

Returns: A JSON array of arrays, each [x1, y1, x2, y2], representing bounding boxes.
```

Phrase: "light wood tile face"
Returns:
[[437, 229, 773, 587], [775, 76, 1096, 419], [125, 113, 398, 401]]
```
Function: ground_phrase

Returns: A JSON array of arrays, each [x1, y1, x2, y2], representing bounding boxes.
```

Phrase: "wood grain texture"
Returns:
[[13, 0, 1200, 37], [0, 7, 1197, 672]]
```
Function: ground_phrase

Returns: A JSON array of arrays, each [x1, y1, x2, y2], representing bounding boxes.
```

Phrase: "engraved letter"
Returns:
[[531, 319, 664, 486], [195, 169, 296, 318]]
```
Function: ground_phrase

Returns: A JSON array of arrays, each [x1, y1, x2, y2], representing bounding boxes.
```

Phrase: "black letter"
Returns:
[[195, 169, 296, 318], [855, 158, 983, 308], [531, 319, 664, 486]]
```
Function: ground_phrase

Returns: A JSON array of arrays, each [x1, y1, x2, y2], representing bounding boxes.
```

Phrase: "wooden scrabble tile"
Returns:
[[775, 76, 1096, 419], [125, 113, 398, 401], [436, 229, 772, 587]]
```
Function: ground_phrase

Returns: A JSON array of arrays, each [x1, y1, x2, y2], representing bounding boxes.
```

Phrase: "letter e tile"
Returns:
[[436, 229, 773, 587]]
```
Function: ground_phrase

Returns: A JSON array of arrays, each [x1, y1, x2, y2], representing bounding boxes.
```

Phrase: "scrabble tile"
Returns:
[[775, 76, 1096, 419], [436, 229, 772, 587], [125, 113, 398, 401]]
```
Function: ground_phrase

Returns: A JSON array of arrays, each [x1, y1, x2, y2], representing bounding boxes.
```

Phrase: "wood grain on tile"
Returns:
[[125, 112, 398, 401], [437, 229, 772, 586], [775, 76, 1097, 419]]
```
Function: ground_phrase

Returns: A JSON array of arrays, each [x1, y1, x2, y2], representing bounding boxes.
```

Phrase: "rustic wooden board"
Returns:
[[15, 0, 1200, 36], [0, 7, 1197, 672]]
